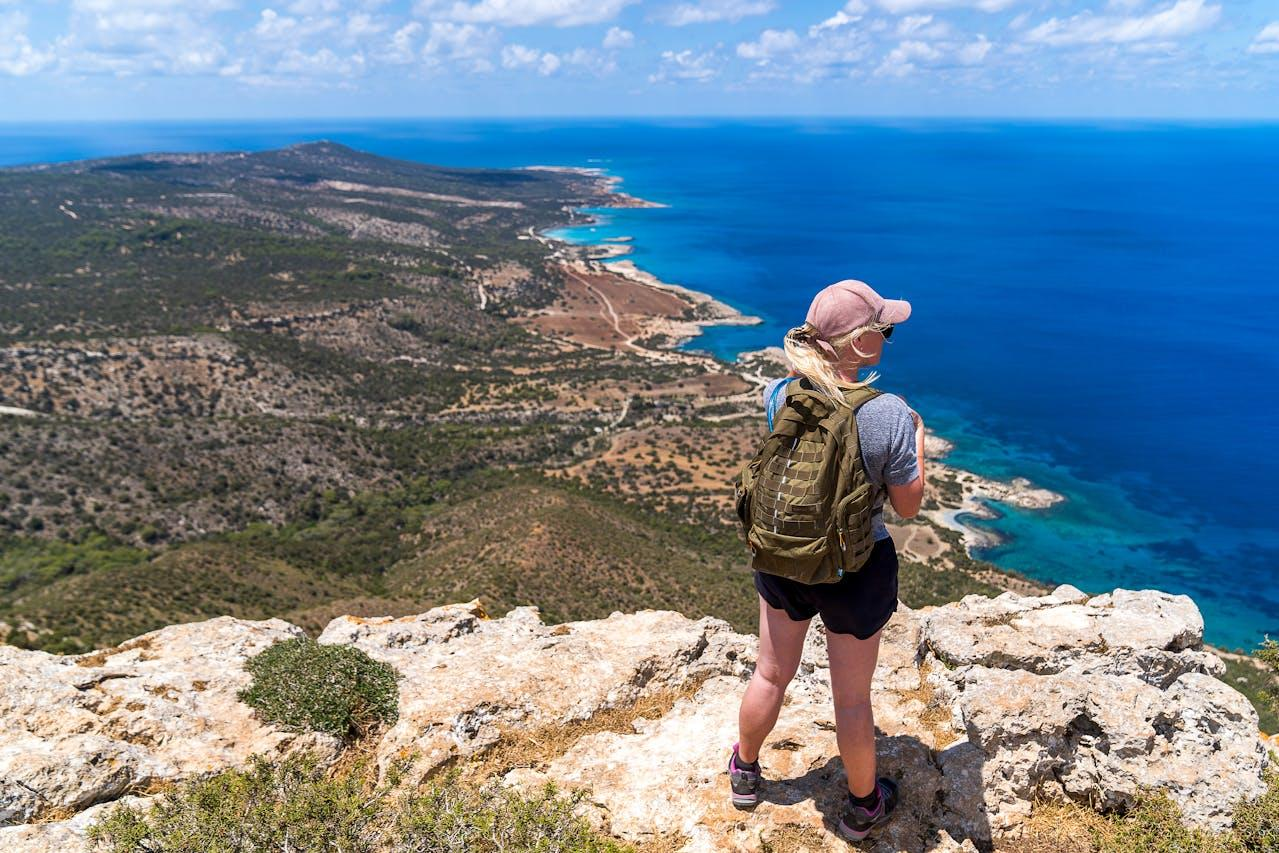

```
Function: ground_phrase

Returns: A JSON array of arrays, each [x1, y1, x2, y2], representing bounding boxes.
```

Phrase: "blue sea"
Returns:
[[2, 119, 1276, 650]]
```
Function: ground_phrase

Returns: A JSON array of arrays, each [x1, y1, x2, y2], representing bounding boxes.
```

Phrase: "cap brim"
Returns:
[[881, 299, 911, 325]]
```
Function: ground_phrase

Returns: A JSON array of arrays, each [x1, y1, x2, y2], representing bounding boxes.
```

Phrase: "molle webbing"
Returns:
[[734, 379, 883, 585]]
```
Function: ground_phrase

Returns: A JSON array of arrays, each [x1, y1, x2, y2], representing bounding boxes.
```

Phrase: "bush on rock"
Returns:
[[238, 637, 399, 738], [88, 755, 632, 853]]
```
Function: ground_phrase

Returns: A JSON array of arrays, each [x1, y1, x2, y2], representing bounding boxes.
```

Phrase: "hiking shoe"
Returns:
[[727, 742, 762, 809], [837, 777, 899, 842]]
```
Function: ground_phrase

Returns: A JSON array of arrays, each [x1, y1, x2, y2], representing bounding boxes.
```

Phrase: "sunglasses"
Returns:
[[880, 324, 895, 340]]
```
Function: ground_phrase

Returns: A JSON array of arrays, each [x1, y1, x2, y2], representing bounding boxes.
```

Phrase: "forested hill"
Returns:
[[0, 142, 775, 653]]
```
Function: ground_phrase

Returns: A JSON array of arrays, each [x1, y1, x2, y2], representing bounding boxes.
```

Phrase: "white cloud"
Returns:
[[421, 20, 497, 70], [810, 0, 868, 35], [538, 51, 561, 73], [0, 11, 55, 76], [602, 25, 633, 48], [657, 0, 776, 27], [876, 0, 1016, 13], [875, 38, 941, 75], [1248, 21, 1279, 54], [735, 20, 871, 81], [421, 0, 637, 27], [1024, 0, 1220, 46], [274, 46, 364, 75], [54, 0, 240, 76], [896, 13, 950, 37], [500, 42, 540, 66], [956, 33, 991, 62], [648, 48, 718, 81], [502, 42, 613, 74], [386, 21, 422, 63], [286, 0, 340, 13], [72, 0, 238, 33], [346, 13, 385, 39], [736, 28, 800, 61]]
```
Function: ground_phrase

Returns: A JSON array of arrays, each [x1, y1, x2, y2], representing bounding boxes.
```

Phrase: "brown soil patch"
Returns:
[[517, 264, 695, 353], [890, 522, 947, 562]]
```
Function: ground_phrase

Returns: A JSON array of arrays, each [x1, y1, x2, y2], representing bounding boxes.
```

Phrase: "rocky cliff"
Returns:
[[1, 587, 1270, 852]]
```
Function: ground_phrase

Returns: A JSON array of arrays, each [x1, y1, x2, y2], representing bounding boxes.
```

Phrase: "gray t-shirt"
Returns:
[[763, 377, 919, 541]]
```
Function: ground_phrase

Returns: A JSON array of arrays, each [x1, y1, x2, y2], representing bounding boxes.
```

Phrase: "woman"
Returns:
[[728, 279, 926, 843]]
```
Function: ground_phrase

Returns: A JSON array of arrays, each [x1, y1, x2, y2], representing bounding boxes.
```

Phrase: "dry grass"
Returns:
[[74, 636, 153, 668], [760, 823, 834, 853], [894, 662, 960, 749], [466, 672, 715, 782], [631, 832, 692, 853], [1005, 800, 1102, 853]]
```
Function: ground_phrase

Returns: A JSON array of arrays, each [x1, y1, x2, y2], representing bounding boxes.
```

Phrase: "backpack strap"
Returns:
[[765, 378, 789, 432], [843, 385, 882, 412]]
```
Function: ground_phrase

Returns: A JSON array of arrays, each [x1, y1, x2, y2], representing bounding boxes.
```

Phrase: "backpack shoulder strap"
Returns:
[[765, 378, 790, 432], [844, 385, 883, 413]]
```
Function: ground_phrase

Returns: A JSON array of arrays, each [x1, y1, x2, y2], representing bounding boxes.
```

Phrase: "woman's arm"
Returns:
[[886, 410, 926, 518]]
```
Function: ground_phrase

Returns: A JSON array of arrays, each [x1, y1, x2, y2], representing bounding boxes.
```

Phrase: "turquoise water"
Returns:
[[2, 119, 1276, 649]]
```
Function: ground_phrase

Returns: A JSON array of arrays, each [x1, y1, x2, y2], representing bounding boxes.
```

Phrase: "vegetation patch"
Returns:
[[88, 754, 632, 853], [239, 637, 399, 739], [897, 558, 1003, 609]]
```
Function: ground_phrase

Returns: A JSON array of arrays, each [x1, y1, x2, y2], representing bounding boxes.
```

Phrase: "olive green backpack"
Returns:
[[733, 378, 881, 585]]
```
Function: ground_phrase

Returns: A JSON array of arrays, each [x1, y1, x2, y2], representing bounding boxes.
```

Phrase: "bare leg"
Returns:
[[826, 627, 883, 797], [737, 595, 811, 764]]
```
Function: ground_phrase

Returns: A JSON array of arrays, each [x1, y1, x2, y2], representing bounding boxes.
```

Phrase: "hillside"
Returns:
[[0, 142, 1045, 657]]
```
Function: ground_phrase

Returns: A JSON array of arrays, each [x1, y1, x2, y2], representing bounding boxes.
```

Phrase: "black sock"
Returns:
[[848, 786, 879, 809], [735, 751, 760, 771]]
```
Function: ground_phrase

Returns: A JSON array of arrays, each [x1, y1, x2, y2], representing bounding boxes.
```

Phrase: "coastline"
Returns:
[[537, 170, 1067, 580]]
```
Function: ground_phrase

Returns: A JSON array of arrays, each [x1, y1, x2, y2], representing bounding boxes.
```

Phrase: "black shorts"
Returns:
[[753, 536, 899, 639]]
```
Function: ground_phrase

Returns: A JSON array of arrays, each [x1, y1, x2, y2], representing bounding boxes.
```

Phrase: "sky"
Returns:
[[1, 0, 1277, 119]]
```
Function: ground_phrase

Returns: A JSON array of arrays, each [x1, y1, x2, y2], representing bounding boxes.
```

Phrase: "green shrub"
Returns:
[[89, 754, 379, 853], [1219, 652, 1279, 734], [1090, 792, 1238, 853], [1233, 771, 1279, 852], [397, 770, 631, 852], [88, 756, 633, 853], [239, 637, 399, 738], [897, 559, 1002, 609]]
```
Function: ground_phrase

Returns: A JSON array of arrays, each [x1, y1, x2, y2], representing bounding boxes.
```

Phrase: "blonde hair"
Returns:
[[781, 321, 890, 406]]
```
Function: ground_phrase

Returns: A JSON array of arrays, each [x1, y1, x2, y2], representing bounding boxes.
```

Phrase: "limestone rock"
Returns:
[[0, 796, 157, 853], [0, 617, 336, 828], [920, 586, 1219, 684], [0, 588, 1268, 852], [319, 602, 753, 783]]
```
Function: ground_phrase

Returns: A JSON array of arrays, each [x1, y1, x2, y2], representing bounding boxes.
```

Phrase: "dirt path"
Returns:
[[562, 266, 643, 354]]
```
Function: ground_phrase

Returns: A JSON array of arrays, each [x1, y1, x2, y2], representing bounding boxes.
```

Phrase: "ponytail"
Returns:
[[781, 322, 882, 408]]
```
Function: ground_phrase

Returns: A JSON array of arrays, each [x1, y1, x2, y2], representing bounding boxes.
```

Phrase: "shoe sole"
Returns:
[[836, 820, 872, 841], [836, 811, 895, 842], [731, 793, 759, 809]]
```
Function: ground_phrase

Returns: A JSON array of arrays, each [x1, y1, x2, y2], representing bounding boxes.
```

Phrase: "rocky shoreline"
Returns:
[[543, 190, 1066, 584]]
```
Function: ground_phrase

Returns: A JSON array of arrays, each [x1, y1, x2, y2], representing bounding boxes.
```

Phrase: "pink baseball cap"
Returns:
[[804, 279, 911, 357]]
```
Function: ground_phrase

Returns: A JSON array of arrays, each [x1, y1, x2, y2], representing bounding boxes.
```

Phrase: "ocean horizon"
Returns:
[[2, 118, 1275, 650]]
